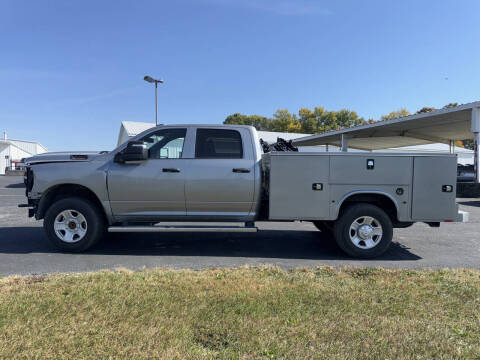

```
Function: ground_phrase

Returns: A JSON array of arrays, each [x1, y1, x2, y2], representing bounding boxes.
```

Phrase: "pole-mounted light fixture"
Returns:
[[143, 75, 164, 125]]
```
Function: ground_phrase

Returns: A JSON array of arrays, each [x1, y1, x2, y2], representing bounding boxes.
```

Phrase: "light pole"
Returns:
[[144, 75, 164, 126]]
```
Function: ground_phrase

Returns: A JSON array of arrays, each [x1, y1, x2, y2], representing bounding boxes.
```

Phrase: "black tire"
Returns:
[[333, 203, 393, 259], [44, 197, 106, 252]]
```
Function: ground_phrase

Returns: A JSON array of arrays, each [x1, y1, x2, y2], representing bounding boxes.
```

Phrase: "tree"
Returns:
[[224, 106, 367, 135], [416, 107, 436, 114], [443, 102, 458, 108], [319, 110, 338, 133], [224, 113, 271, 130], [271, 109, 302, 133], [381, 108, 411, 121], [298, 108, 317, 133], [335, 109, 365, 129]]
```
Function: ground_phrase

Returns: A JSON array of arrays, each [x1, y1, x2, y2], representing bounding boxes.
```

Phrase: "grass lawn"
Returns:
[[0, 266, 479, 359]]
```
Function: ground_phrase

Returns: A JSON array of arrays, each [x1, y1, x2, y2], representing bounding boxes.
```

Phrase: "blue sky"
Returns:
[[1, 0, 479, 151]]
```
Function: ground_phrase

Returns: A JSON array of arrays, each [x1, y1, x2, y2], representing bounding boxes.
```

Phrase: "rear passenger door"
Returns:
[[184, 128, 255, 219]]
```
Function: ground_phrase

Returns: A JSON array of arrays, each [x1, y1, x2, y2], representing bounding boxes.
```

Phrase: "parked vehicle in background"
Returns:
[[15, 159, 26, 171], [21, 125, 468, 258], [4, 159, 27, 175]]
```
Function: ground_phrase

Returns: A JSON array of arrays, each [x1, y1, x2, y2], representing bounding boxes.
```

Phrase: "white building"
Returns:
[[0, 132, 47, 175], [116, 121, 474, 165], [117, 121, 158, 146]]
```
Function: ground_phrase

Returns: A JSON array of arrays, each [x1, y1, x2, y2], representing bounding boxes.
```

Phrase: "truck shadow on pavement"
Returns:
[[5, 182, 25, 189], [0, 226, 421, 261], [457, 201, 480, 208]]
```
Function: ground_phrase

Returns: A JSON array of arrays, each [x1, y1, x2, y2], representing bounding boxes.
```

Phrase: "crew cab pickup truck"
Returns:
[[21, 125, 468, 258]]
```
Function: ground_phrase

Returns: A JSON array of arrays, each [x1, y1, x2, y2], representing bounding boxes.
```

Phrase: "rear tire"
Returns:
[[333, 203, 393, 258], [44, 197, 106, 252]]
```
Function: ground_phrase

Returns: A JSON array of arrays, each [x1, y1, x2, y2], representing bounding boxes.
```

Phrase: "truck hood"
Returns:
[[25, 151, 108, 165]]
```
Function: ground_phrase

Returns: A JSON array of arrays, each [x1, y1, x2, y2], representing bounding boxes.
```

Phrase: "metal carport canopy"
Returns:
[[292, 101, 480, 150]]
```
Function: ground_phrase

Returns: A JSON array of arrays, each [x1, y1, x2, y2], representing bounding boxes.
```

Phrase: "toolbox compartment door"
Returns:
[[329, 155, 412, 185], [268, 154, 330, 220], [411, 156, 457, 221]]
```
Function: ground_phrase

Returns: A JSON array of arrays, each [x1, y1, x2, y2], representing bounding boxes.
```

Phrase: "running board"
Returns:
[[108, 226, 258, 233]]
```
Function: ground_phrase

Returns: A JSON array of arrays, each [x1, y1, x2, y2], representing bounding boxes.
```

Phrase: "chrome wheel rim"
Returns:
[[349, 216, 383, 249], [54, 209, 88, 243]]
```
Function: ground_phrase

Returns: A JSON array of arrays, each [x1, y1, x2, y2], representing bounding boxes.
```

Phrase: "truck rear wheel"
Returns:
[[44, 197, 106, 252], [333, 203, 393, 258]]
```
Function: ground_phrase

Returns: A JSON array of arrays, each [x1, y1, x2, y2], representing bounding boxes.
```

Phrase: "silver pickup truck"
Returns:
[[21, 125, 468, 258]]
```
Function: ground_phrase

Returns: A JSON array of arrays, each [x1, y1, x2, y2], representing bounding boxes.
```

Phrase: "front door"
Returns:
[[107, 127, 188, 219], [185, 128, 255, 219]]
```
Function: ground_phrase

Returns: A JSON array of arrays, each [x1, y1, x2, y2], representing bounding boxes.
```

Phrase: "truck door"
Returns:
[[184, 128, 255, 219], [107, 127, 188, 218]]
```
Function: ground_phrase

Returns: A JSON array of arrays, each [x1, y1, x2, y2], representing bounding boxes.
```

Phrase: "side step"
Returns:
[[108, 226, 258, 233]]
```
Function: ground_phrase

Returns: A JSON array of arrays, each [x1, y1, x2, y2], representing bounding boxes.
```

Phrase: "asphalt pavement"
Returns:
[[0, 175, 479, 276]]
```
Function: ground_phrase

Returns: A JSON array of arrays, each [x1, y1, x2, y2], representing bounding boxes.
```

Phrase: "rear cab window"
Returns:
[[195, 129, 243, 159]]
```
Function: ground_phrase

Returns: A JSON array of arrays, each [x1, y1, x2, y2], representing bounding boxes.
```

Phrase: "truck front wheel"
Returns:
[[44, 197, 106, 252], [333, 203, 393, 258]]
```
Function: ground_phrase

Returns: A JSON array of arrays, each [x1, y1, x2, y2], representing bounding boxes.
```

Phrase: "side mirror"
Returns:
[[114, 141, 148, 163]]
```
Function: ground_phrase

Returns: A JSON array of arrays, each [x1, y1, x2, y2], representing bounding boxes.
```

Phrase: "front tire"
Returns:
[[333, 203, 393, 258], [44, 197, 106, 252]]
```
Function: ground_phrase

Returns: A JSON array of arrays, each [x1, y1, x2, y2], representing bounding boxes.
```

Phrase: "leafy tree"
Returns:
[[381, 108, 411, 121], [335, 109, 365, 129], [443, 102, 458, 108], [319, 110, 338, 133], [224, 113, 271, 130], [271, 109, 302, 133], [298, 108, 316, 133], [416, 106, 436, 114], [224, 107, 367, 135]]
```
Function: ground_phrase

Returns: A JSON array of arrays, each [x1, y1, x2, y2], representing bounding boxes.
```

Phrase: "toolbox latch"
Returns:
[[367, 159, 375, 170]]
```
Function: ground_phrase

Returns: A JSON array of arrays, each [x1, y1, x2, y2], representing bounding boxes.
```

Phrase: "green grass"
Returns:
[[1, 266, 479, 359]]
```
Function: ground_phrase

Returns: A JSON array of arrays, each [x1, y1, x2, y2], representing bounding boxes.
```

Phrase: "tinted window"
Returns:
[[195, 129, 243, 159], [140, 128, 186, 159]]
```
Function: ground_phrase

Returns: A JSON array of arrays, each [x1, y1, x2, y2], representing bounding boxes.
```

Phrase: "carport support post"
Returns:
[[475, 132, 480, 183], [341, 134, 349, 152], [472, 107, 480, 183]]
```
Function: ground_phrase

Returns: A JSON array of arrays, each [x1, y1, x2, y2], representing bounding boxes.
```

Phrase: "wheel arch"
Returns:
[[335, 191, 400, 222], [36, 183, 107, 221]]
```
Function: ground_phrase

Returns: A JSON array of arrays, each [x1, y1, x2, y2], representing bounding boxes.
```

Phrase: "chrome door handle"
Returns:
[[163, 168, 180, 173], [232, 168, 250, 173]]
